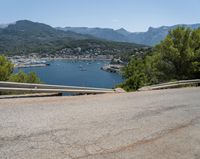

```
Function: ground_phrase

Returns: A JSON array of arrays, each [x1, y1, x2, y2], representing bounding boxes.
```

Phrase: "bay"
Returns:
[[14, 60, 123, 88]]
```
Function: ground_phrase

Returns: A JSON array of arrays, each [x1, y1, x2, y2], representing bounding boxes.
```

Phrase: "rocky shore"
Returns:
[[101, 64, 124, 73]]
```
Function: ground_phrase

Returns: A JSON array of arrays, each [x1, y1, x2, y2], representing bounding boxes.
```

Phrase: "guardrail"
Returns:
[[139, 79, 200, 91], [0, 81, 115, 96], [0, 81, 113, 91]]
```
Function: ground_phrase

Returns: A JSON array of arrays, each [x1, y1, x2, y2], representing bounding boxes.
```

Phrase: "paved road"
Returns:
[[0, 87, 200, 159]]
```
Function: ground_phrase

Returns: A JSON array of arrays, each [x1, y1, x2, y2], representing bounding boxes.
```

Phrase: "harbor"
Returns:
[[9, 57, 50, 68], [7, 53, 114, 68], [8, 54, 124, 77], [13, 59, 123, 88]]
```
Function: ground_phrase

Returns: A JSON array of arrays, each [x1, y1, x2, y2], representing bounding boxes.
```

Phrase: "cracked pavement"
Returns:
[[0, 87, 200, 159]]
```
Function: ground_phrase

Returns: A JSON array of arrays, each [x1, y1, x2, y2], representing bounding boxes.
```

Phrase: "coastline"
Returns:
[[42, 57, 112, 61], [101, 64, 124, 73], [8, 55, 112, 68], [8, 54, 124, 74]]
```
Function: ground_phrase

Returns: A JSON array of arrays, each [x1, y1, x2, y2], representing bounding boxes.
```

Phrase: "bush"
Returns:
[[0, 55, 41, 95], [117, 72, 147, 91], [8, 70, 41, 83], [117, 27, 200, 91], [155, 27, 200, 81], [0, 55, 41, 84], [0, 56, 13, 81]]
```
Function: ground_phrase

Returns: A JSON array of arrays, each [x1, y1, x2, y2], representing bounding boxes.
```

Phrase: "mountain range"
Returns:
[[0, 20, 145, 55], [57, 23, 200, 46], [0, 20, 200, 55]]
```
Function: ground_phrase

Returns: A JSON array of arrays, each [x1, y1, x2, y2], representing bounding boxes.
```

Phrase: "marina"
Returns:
[[9, 57, 50, 68]]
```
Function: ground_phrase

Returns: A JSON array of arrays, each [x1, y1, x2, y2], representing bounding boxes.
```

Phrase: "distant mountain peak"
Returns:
[[14, 20, 51, 27], [116, 28, 130, 36], [58, 23, 200, 46], [17, 19, 32, 23], [147, 26, 156, 31], [117, 28, 127, 31]]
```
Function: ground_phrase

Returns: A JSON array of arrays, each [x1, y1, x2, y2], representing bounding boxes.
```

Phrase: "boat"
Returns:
[[80, 68, 87, 71]]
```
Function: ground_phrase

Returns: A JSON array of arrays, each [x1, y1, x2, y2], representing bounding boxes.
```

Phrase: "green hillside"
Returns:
[[0, 20, 148, 55]]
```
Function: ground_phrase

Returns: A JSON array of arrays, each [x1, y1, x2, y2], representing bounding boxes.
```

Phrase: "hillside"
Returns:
[[0, 20, 90, 54], [57, 27, 129, 42], [0, 20, 147, 55], [58, 23, 200, 46], [128, 24, 200, 46]]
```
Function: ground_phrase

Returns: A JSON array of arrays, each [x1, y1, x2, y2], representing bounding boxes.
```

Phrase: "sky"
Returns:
[[0, 0, 199, 32]]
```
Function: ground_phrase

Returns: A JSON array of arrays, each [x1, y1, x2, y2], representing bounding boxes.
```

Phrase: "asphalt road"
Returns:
[[0, 87, 200, 159]]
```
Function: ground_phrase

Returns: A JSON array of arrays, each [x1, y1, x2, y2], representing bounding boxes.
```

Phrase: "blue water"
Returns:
[[14, 60, 123, 88]]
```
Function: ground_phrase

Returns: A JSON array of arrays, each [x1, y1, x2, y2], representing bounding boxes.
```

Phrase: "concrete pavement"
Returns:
[[0, 87, 200, 159]]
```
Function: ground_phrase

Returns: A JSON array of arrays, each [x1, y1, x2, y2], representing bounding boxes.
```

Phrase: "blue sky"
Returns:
[[0, 0, 199, 32]]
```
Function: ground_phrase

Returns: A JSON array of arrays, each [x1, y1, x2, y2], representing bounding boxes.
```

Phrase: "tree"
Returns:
[[0, 55, 41, 95], [8, 70, 41, 83], [117, 73, 147, 91], [117, 58, 148, 91], [190, 28, 200, 78], [0, 56, 13, 81], [0, 55, 41, 83], [155, 27, 200, 81], [117, 27, 200, 91]]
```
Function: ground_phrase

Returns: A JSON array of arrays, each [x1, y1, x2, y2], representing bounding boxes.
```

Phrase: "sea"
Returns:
[[14, 59, 123, 89]]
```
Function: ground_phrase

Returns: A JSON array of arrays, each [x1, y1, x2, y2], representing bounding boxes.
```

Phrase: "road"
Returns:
[[0, 87, 200, 159]]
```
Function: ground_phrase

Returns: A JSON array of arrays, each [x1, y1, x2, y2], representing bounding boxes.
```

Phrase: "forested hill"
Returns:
[[0, 20, 147, 55]]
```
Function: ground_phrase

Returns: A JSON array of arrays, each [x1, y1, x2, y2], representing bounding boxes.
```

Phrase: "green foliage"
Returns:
[[118, 72, 147, 92], [0, 55, 41, 95], [0, 56, 13, 81], [118, 27, 200, 91], [155, 27, 192, 80], [0, 20, 146, 55], [122, 58, 146, 79], [8, 70, 41, 83], [155, 27, 200, 80], [144, 54, 160, 84], [118, 58, 148, 91], [190, 28, 200, 78], [0, 55, 41, 84]]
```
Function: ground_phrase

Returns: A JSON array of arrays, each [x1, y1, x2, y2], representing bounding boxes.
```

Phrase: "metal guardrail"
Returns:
[[0, 93, 62, 99], [0, 81, 112, 91], [0, 81, 115, 95], [139, 79, 200, 91]]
